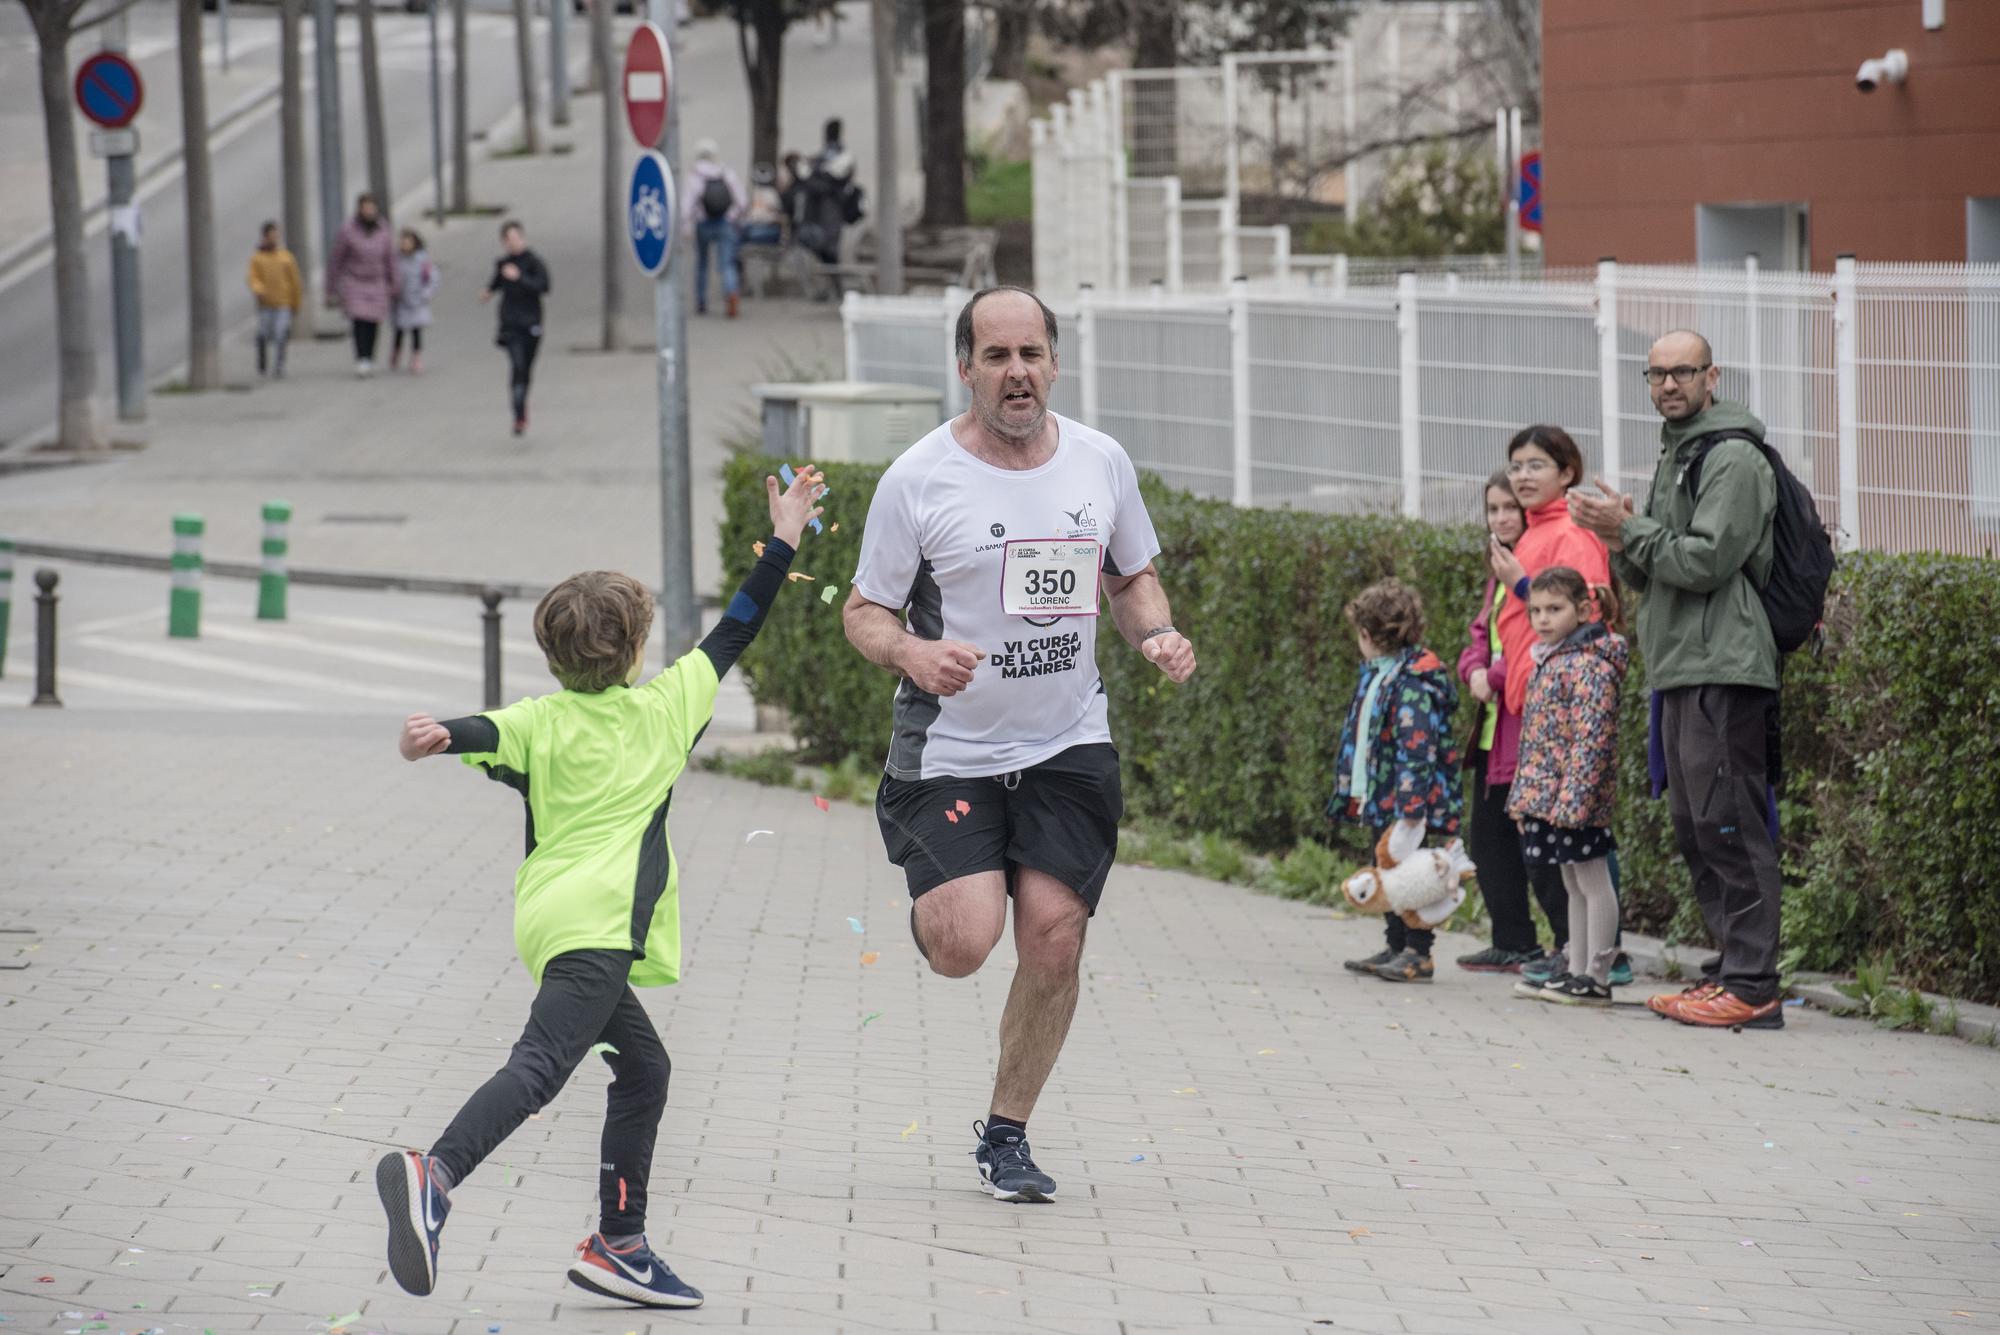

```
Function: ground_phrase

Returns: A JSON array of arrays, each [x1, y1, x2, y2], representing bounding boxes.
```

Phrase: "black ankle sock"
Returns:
[[984, 1115, 1026, 1144]]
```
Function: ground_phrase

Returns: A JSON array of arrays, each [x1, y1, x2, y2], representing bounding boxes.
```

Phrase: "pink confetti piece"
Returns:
[[812, 795, 830, 812]]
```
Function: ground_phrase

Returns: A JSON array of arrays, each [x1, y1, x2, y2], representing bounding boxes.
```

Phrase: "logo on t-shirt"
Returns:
[[1061, 502, 1098, 534], [990, 522, 1006, 537]]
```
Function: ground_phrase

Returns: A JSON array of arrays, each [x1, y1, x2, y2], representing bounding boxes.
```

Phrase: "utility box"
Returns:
[[751, 382, 946, 464]]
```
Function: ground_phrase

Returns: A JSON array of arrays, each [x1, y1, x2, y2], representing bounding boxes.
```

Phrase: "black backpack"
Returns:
[[700, 176, 733, 220], [840, 182, 866, 224], [1682, 429, 1836, 654]]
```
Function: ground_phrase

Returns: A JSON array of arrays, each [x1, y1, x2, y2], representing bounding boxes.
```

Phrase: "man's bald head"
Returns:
[[1646, 329, 1719, 423], [1651, 329, 1713, 366]]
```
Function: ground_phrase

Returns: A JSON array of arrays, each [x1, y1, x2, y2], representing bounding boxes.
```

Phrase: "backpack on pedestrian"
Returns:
[[700, 176, 733, 220], [839, 181, 866, 225], [1683, 431, 1836, 654]]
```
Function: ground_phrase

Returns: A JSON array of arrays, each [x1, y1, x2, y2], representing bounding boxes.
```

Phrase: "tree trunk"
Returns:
[[179, 0, 222, 390], [594, 0, 620, 349], [357, 0, 391, 210], [511, 0, 541, 154], [737, 4, 785, 175], [33, 7, 99, 448], [452, 0, 471, 208], [989, 0, 1028, 82], [279, 0, 313, 328], [920, 0, 965, 226]]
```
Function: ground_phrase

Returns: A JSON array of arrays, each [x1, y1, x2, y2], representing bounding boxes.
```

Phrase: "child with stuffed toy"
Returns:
[[1508, 565, 1630, 1006], [1330, 579, 1475, 984]]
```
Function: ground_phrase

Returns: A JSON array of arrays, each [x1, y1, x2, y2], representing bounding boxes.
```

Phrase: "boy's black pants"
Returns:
[[430, 948, 669, 1236]]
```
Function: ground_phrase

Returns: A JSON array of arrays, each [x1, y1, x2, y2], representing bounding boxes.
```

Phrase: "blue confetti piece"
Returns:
[[780, 463, 825, 535], [1129, 1154, 1145, 1162], [847, 917, 864, 933]]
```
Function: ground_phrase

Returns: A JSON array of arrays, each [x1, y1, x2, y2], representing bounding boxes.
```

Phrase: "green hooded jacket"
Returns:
[[1610, 400, 1779, 692]]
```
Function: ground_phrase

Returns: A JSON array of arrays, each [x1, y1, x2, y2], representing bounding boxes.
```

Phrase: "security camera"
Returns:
[[1855, 48, 1908, 93]]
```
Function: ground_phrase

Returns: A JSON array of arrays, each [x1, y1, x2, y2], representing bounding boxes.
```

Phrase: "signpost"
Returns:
[[628, 150, 674, 275], [77, 45, 146, 422], [1519, 149, 1543, 234]]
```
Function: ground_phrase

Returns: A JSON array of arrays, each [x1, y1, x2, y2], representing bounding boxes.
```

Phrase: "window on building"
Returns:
[[1696, 202, 1809, 271]]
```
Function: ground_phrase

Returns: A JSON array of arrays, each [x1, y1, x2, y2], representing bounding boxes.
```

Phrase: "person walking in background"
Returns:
[[1507, 568, 1629, 1008], [246, 220, 303, 380], [1454, 471, 1570, 974], [391, 228, 440, 375], [742, 163, 786, 248], [797, 121, 860, 268], [682, 140, 745, 318], [480, 219, 550, 437], [327, 192, 396, 378]]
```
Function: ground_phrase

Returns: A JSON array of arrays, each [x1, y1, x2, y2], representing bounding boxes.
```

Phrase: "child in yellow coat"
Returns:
[[246, 220, 304, 377]]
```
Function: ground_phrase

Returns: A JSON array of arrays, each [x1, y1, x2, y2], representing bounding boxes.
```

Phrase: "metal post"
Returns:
[[550, 0, 571, 127], [1333, 252, 1348, 297], [427, 0, 446, 222], [871, 0, 902, 295], [0, 538, 12, 677], [452, 0, 470, 212], [104, 14, 145, 422], [1109, 71, 1128, 293], [841, 288, 861, 378], [1834, 253, 1861, 551], [1595, 258, 1621, 490], [31, 571, 60, 708], [170, 515, 204, 638], [1396, 272, 1422, 519], [313, 0, 346, 271], [652, 0, 698, 659], [1228, 275, 1252, 507], [1163, 176, 1181, 295], [1076, 283, 1099, 427], [1743, 254, 1764, 415], [259, 500, 292, 620], [1505, 107, 1521, 280], [1221, 55, 1240, 286], [219, 0, 230, 72], [481, 588, 503, 708]]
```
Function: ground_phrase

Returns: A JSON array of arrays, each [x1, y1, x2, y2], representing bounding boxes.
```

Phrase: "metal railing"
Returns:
[[842, 259, 2000, 557]]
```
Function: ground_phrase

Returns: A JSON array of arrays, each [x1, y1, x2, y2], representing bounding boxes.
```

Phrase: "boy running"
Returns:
[[376, 465, 824, 1307]]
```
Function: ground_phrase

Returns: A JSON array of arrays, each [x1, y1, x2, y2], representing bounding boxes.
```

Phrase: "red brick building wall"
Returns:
[[1541, 0, 2000, 267]]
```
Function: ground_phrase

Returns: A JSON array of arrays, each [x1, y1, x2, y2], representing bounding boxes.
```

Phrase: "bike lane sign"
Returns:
[[629, 150, 675, 275]]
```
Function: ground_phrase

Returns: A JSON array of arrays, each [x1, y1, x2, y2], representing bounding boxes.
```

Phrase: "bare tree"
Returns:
[[279, 0, 313, 323], [723, 0, 833, 172], [987, 0, 1029, 81], [452, 0, 471, 209], [920, 0, 965, 226], [178, 0, 221, 389], [357, 0, 391, 209], [593, 0, 620, 349], [511, 0, 541, 154], [19, 0, 141, 449]]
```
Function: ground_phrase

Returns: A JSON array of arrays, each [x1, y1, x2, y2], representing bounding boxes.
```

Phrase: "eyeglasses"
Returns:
[[1505, 459, 1557, 477], [1641, 363, 1711, 386]]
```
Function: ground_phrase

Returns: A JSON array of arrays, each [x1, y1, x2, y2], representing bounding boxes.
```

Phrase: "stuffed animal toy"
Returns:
[[1342, 828, 1475, 929]]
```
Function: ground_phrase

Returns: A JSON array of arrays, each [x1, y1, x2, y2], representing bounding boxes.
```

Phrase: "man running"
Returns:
[[842, 286, 1197, 1202]]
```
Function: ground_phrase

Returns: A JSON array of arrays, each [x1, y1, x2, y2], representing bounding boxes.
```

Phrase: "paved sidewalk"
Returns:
[[3, 708, 1998, 1334]]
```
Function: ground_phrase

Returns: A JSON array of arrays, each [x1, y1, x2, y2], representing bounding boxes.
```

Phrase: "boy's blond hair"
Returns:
[[532, 571, 654, 693]]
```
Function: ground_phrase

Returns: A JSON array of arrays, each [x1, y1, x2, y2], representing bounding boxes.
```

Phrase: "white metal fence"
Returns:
[[841, 260, 2000, 557]]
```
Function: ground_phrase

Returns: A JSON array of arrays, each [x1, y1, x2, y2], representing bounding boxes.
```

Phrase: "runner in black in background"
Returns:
[[480, 219, 550, 436]]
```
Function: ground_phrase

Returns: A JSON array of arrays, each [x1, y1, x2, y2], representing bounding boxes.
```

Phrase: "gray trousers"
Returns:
[[256, 306, 293, 369], [1660, 683, 1783, 1004]]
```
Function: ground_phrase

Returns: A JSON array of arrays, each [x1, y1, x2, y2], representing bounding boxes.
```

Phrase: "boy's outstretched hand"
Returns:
[[767, 464, 826, 548], [400, 713, 451, 761]]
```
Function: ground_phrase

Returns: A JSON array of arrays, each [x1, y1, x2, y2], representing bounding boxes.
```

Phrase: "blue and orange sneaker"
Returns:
[[566, 1234, 705, 1308], [376, 1150, 450, 1296]]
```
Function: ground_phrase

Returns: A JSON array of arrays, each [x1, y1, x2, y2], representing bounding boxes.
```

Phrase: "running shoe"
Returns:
[[1514, 971, 1568, 1001], [1674, 990, 1784, 1030], [1646, 980, 1723, 1018], [1370, 949, 1434, 983], [1343, 948, 1396, 975], [972, 1121, 1057, 1202], [1543, 974, 1614, 1008], [376, 1150, 450, 1297], [1520, 948, 1568, 985], [566, 1234, 705, 1308], [1455, 946, 1540, 973], [1608, 953, 1635, 987]]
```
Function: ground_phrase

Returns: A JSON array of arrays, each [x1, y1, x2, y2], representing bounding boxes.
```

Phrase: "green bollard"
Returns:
[[169, 513, 203, 638], [258, 500, 292, 621], [0, 537, 13, 676]]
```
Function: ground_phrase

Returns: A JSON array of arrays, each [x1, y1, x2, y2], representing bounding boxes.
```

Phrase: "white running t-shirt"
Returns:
[[851, 413, 1162, 781]]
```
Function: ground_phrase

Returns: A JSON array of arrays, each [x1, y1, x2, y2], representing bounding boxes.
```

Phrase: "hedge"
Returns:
[[719, 454, 2000, 1003]]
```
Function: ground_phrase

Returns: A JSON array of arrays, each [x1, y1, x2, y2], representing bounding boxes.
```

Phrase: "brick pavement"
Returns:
[[4, 708, 1999, 1334]]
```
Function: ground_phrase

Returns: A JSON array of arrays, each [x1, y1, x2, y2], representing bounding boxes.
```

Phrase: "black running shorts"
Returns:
[[874, 743, 1123, 913]]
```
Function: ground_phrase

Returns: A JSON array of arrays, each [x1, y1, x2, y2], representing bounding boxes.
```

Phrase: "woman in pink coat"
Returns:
[[326, 193, 397, 377]]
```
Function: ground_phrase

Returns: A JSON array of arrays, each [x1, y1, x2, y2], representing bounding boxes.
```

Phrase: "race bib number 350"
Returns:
[[999, 539, 1102, 618]]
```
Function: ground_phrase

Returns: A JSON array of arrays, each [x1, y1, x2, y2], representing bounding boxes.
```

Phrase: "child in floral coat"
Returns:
[[1508, 565, 1629, 1006], [1329, 579, 1469, 983]]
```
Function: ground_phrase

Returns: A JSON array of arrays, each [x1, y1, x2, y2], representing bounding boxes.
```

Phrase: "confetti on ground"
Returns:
[[786, 571, 817, 583], [35, 1279, 51, 1285], [1129, 1154, 1145, 1162], [1739, 1240, 1756, 1247], [813, 795, 831, 812], [1347, 1228, 1370, 1241], [901, 1121, 919, 1139], [861, 1012, 882, 1027], [1763, 1141, 1774, 1148], [589, 1042, 620, 1057], [847, 917, 864, 933], [820, 585, 839, 604], [326, 1313, 363, 1330], [745, 829, 774, 843], [1257, 1048, 1277, 1055], [1173, 1087, 1198, 1095], [976, 1288, 1006, 1297], [860, 952, 879, 965]]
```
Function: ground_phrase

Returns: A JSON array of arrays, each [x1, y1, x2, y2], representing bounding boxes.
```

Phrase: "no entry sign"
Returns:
[[622, 23, 672, 149], [75, 51, 144, 130]]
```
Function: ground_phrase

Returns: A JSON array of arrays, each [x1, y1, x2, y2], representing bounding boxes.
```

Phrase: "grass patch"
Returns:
[[967, 155, 1032, 227], [1831, 957, 1962, 1035]]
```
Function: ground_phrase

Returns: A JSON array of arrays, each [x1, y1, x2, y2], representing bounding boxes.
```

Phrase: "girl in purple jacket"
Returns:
[[1455, 470, 1571, 973]]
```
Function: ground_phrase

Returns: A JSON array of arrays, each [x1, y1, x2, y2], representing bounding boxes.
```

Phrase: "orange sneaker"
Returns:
[[1675, 990, 1784, 1030], [1646, 981, 1723, 1018]]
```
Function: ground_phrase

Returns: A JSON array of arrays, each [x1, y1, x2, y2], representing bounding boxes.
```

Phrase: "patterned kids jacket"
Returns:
[[1328, 645, 1463, 836], [1507, 622, 1629, 830]]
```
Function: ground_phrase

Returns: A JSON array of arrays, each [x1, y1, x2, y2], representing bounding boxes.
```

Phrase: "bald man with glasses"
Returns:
[[1568, 330, 1785, 1032]]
